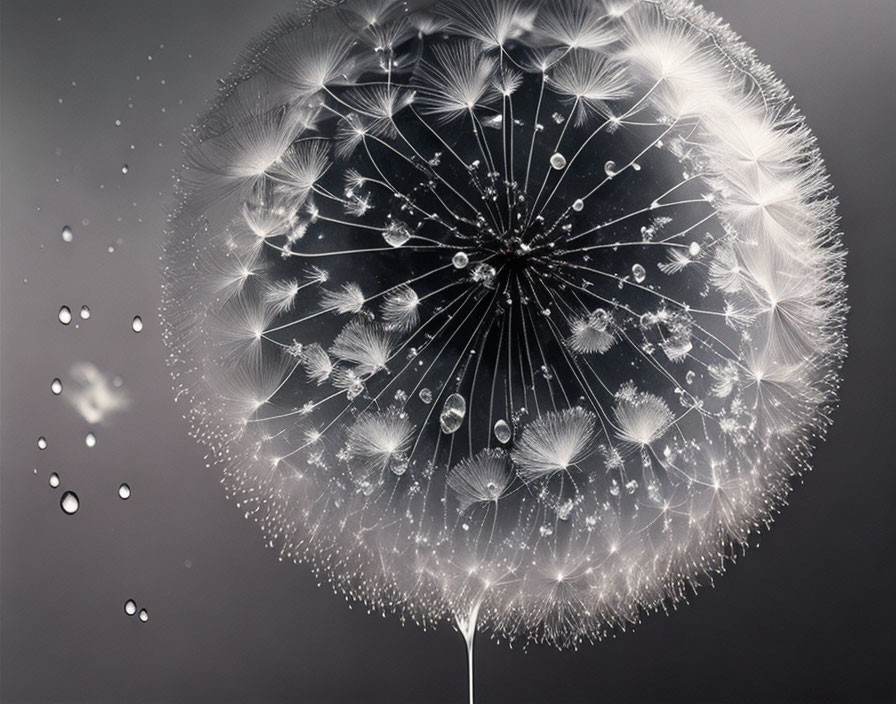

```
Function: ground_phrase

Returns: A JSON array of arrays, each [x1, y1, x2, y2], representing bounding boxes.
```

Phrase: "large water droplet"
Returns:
[[452, 251, 469, 269], [118, 483, 131, 500], [124, 599, 137, 616], [62, 225, 74, 242], [51, 378, 63, 395], [49, 472, 60, 489], [85, 432, 96, 448], [439, 393, 466, 434], [632, 264, 647, 284], [494, 419, 511, 444], [131, 316, 144, 333], [58, 306, 72, 325], [138, 608, 149, 623], [383, 221, 411, 248], [572, 199, 584, 212], [60, 491, 79, 515], [550, 153, 567, 170]]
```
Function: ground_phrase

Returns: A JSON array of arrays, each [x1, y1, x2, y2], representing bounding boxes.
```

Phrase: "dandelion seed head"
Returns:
[[163, 0, 847, 648]]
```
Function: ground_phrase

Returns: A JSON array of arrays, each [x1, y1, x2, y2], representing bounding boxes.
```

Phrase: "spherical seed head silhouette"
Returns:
[[162, 0, 847, 647]]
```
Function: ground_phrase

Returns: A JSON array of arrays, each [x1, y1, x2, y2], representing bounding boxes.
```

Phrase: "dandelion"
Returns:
[[162, 0, 847, 696]]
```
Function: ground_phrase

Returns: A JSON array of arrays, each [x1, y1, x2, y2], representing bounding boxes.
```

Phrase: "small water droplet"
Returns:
[[572, 199, 584, 212], [688, 241, 702, 257], [625, 479, 639, 495], [686, 370, 696, 385], [124, 599, 137, 616], [85, 432, 96, 448], [60, 491, 79, 515], [494, 419, 511, 444], [418, 388, 433, 404], [49, 472, 60, 489], [604, 160, 617, 178], [51, 378, 63, 395], [138, 608, 149, 623], [79, 305, 91, 320], [118, 483, 131, 500], [121, 164, 129, 174], [131, 316, 144, 333], [632, 264, 646, 284], [58, 306, 72, 325], [439, 393, 466, 434], [37, 436, 48, 450], [62, 225, 73, 242], [550, 153, 567, 170], [452, 251, 469, 269]]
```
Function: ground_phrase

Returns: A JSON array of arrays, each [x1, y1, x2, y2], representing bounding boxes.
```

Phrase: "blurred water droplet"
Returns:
[[689, 241, 702, 257], [131, 316, 144, 333], [439, 393, 466, 434], [494, 419, 511, 444], [686, 370, 696, 385], [550, 153, 567, 170], [572, 199, 584, 212], [79, 305, 90, 320], [121, 164, 129, 174], [51, 378, 63, 395], [604, 160, 617, 178], [452, 252, 469, 269], [625, 479, 639, 495], [118, 483, 131, 500], [632, 264, 646, 284], [138, 608, 149, 622], [58, 306, 72, 325], [85, 432, 96, 448], [124, 599, 137, 616], [61, 225, 73, 242], [49, 472, 60, 489], [37, 436, 48, 450], [60, 491, 79, 515]]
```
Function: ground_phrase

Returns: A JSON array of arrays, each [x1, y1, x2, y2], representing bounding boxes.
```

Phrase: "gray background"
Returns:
[[1, 1, 895, 702]]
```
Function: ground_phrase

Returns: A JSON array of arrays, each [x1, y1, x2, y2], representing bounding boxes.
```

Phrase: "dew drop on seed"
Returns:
[[51, 378, 63, 395], [61, 225, 73, 242], [550, 153, 567, 170], [439, 393, 466, 434], [85, 432, 96, 448], [452, 251, 469, 269], [572, 199, 584, 212], [131, 316, 144, 333], [49, 472, 60, 489], [79, 305, 90, 320], [418, 388, 432, 404], [632, 264, 646, 284], [494, 419, 511, 444], [37, 436, 48, 450], [604, 160, 617, 178], [138, 608, 149, 622], [382, 221, 411, 248], [60, 491, 79, 515], [58, 306, 72, 325], [118, 483, 131, 500], [124, 599, 137, 616]]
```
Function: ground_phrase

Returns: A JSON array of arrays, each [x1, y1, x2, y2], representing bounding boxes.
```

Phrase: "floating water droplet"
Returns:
[[632, 264, 647, 284], [60, 491, 79, 515], [61, 225, 73, 242], [418, 388, 433, 404], [572, 199, 584, 212], [439, 393, 466, 434], [383, 221, 411, 248], [494, 419, 511, 444], [85, 432, 96, 448], [58, 306, 72, 325], [124, 599, 137, 616], [452, 251, 469, 269], [689, 241, 702, 257], [79, 305, 90, 320], [138, 608, 149, 622], [550, 153, 567, 170], [37, 436, 48, 450], [49, 472, 60, 489], [51, 378, 63, 395], [118, 483, 131, 500], [131, 316, 144, 333], [121, 164, 129, 174], [604, 160, 617, 178]]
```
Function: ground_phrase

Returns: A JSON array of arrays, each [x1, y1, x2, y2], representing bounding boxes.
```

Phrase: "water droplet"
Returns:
[[131, 316, 144, 333], [138, 608, 149, 623], [37, 436, 48, 450], [604, 160, 617, 178], [390, 459, 408, 477], [418, 388, 433, 404], [121, 164, 129, 174], [686, 370, 696, 385], [118, 483, 131, 500], [85, 432, 96, 448], [124, 599, 137, 616], [609, 479, 620, 496], [62, 225, 73, 242], [79, 305, 90, 320], [60, 491, 79, 515], [550, 153, 567, 170], [625, 479, 639, 495], [439, 393, 466, 434], [452, 251, 469, 269], [383, 221, 411, 248], [471, 263, 496, 287], [494, 419, 511, 444], [51, 378, 63, 395], [572, 199, 584, 212], [58, 306, 72, 325], [632, 264, 647, 284], [688, 241, 702, 257], [49, 472, 60, 489]]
